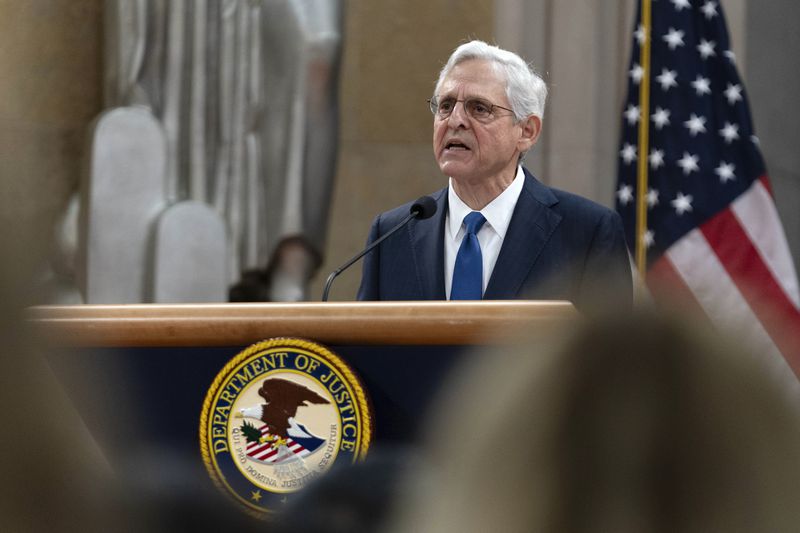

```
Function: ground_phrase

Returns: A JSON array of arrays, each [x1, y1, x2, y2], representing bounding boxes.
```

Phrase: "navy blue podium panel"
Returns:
[[47, 343, 469, 468], [34, 301, 576, 481]]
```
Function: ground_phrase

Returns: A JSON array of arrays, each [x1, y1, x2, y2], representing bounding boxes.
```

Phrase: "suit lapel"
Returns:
[[409, 188, 448, 299], [485, 170, 562, 299]]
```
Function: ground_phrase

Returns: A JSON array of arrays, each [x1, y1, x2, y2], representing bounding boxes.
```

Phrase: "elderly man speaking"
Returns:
[[357, 40, 631, 309]]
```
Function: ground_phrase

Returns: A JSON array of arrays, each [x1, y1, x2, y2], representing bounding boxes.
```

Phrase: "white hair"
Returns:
[[434, 40, 548, 122]]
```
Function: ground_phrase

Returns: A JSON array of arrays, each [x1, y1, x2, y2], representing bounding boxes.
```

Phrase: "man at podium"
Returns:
[[357, 40, 631, 308]]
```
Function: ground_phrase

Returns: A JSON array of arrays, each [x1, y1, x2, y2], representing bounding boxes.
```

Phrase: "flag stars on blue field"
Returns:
[[649, 149, 665, 169], [724, 83, 743, 104], [647, 189, 660, 208], [684, 114, 707, 136], [701, 1, 719, 19], [691, 76, 712, 96], [652, 107, 671, 129], [635, 24, 647, 45], [643, 229, 655, 248], [617, 0, 768, 256], [697, 39, 717, 60], [672, 192, 694, 215], [621, 143, 637, 164], [677, 152, 700, 175], [624, 105, 641, 125], [719, 122, 740, 143], [630, 63, 645, 84], [617, 184, 634, 205], [671, 0, 691, 12], [656, 68, 678, 90], [715, 161, 736, 183], [663, 28, 686, 49]]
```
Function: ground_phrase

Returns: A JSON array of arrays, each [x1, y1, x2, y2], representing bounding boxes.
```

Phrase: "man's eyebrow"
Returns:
[[437, 91, 491, 100]]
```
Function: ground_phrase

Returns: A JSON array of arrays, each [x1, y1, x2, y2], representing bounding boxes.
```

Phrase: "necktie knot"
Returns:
[[463, 211, 486, 235]]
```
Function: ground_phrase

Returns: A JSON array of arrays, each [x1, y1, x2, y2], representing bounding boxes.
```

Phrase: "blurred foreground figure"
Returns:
[[271, 447, 415, 533], [1, 245, 263, 530], [392, 313, 800, 533]]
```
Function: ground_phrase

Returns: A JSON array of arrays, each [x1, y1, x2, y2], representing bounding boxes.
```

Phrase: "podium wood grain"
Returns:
[[27, 301, 576, 347]]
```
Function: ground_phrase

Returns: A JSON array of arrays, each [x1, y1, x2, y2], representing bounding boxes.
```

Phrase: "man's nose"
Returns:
[[447, 100, 470, 128]]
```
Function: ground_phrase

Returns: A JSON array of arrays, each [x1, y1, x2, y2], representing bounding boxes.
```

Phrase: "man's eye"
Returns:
[[470, 100, 491, 115], [438, 99, 455, 112]]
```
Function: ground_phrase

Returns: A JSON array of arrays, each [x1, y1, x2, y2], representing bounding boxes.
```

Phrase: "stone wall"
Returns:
[[0, 1, 103, 295]]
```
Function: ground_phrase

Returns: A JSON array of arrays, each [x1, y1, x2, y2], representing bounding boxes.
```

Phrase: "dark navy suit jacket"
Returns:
[[356, 168, 632, 310]]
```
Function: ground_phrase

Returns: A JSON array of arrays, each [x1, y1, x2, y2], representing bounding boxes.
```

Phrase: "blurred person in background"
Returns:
[[390, 311, 800, 533]]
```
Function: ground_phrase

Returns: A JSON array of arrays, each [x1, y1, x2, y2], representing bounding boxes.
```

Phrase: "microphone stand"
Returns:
[[321, 210, 419, 302]]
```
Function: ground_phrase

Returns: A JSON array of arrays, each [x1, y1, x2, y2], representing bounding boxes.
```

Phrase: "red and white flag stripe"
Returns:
[[649, 177, 800, 393], [245, 424, 309, 463]]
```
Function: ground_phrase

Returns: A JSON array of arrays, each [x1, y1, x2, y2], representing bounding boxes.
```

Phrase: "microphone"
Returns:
[[321, 196, 437, 301]]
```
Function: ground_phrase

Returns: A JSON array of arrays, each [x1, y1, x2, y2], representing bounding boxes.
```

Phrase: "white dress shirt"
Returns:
[[444, 165, 526, 299]]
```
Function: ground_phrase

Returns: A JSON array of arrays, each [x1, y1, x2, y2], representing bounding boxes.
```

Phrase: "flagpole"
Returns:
[[635, 0, 652, 278]]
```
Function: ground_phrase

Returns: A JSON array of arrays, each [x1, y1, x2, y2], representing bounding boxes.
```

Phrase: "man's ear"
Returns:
[[518, 115, 542, 152]]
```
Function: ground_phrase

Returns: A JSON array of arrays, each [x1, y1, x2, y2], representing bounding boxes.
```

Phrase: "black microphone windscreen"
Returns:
[[410, 196, 437, 220]]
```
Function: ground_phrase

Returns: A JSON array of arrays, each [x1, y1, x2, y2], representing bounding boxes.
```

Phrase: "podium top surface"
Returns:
[[27, 301, 577, 347]]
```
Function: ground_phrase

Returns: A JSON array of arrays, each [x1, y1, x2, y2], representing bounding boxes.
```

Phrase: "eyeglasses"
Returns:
[[428, 96, 516, 122]]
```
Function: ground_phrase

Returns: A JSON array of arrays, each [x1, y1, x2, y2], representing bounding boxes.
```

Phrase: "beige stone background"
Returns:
[[1, 0, 798, 303], [0, 2, 102, 296]]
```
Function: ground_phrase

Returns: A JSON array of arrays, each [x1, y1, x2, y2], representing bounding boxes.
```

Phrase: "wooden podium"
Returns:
[[30, 301, 576, 465]]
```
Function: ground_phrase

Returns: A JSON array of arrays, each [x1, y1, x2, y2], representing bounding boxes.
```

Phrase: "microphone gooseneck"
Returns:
[[321, 196, 437, 301]]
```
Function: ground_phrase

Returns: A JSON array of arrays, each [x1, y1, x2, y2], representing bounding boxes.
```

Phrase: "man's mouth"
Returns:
[[445, 141, 470, 151]]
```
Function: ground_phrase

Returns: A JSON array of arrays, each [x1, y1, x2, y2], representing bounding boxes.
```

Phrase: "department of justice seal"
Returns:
[[199, 338, 372, 515]]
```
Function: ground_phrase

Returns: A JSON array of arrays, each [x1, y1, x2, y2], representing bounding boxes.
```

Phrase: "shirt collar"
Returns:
[[447, 165, 525, 239]]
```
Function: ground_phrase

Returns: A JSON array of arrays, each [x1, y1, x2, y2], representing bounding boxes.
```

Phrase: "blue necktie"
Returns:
[[451, 211, 487, 300]]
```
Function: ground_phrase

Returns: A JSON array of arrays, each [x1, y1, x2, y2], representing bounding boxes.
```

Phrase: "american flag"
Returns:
[[616, 0, 800, 382]]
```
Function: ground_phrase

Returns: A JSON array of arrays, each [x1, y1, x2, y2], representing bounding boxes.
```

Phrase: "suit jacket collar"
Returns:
[[409, 187, 448, 299], [408, 168, 560, 300], [484, 168, 562, 298]]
